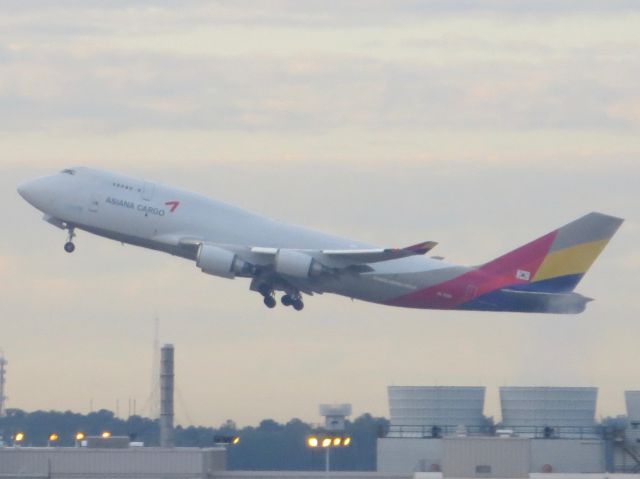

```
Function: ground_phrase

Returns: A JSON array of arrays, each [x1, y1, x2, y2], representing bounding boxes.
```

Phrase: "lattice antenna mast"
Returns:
[[0, 350, 7, 417]]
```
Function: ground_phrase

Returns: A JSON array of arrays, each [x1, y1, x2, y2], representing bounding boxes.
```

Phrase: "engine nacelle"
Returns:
[[197, 244, 249, 279], [275, 249, 326, 278]]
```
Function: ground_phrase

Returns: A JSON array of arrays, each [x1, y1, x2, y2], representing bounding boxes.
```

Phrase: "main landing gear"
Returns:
[[263, 295, 277, 309], [281, 294, 304, 311], [257, 284, 277, 309], [257, 283, 304, 311], [64, 227, 76, 253]]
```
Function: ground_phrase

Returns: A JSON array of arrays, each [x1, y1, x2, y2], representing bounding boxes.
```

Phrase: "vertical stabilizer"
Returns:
[[480, 212, 624, 293]]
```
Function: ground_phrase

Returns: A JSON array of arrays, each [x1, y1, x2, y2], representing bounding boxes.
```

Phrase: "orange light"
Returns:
[[322, 437, 332, 448], [75, 432, 85, 441], [333, 437, 341, 446], [343, 437, 351, 446], [101, 431, 111, 438], [232, 436, 240, 445], [14, 432, 25, 442], [307, 436, 319, 448], [48, 433, 59, 442]]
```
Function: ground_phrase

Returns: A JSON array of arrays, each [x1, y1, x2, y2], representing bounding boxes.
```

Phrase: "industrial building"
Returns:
[[0, 344, 227, 479], [0, 446, 226, 479], [378, 385, 640, 475], [387, 386, 487, 437], [2, 341, 640, 478], [500, 387, 599, 438], [614, 390, 640, 472]]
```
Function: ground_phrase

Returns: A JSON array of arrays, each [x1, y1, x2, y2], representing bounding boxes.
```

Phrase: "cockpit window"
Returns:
[[61, 169, 76, 175]]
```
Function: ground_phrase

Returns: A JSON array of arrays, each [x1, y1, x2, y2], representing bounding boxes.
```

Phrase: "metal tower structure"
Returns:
[[0, 351, 7, 417], [160, 344, 175, 448], [148, 318, 160, 418]]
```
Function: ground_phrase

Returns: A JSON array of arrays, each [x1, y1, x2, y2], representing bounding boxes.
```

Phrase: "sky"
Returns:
[[1, 1, 639, 428]]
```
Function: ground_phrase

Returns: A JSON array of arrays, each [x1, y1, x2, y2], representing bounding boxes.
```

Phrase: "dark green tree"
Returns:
[[0, 409, 388, 470]]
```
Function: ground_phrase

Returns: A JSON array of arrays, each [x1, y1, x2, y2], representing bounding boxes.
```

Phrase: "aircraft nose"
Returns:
[[17, 180, 34, 202], [17, 177, 57, 211]]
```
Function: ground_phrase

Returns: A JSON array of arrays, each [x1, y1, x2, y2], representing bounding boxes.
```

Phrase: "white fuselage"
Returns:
[[18, 167, 459, 307]]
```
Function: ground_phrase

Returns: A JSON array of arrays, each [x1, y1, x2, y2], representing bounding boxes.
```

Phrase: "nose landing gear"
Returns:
[[64, 227, 76, 253]]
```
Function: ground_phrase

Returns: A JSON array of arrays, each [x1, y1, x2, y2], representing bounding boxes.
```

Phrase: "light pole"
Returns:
[[213, 435, 241, 446], [322, 437, 331, 476], [13, 432, 25, 447], [315, 403, 352, 478], [325, 445, 330, 477], [306, 434, 351, 479], [47, 433, 59, 447]]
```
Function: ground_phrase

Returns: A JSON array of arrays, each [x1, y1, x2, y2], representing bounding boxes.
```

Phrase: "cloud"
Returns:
[[1, 3, 640, 137], [1, 50, 639, 137], [0, 1, 639, 425]]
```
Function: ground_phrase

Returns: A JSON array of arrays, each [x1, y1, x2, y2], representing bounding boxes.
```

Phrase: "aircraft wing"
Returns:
[[318, 241, 438, 264], [174, 237, 438, 283], [172, 237, 438, 265], [173, 237, 436, 265]]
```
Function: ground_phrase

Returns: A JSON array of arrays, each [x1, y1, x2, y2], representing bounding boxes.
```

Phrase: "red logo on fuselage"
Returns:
[[165, 200, 180, 213]]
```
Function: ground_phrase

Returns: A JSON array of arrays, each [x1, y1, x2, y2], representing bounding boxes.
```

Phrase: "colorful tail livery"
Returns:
[[388, 212, 623, 314]]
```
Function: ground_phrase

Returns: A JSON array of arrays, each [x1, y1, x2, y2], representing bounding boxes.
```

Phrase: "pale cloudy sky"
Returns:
[[1, 1, 639, 427]]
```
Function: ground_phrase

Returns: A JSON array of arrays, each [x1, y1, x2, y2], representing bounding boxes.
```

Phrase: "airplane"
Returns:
[[17, 167, 623, 313]]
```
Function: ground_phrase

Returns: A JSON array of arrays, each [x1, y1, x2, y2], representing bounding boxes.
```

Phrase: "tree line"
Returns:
[[0, 409, 389, 471]]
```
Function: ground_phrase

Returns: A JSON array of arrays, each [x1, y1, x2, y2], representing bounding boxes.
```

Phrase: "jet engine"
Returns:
[[275, 249, 328, 278], [197, 244, 250, 279]]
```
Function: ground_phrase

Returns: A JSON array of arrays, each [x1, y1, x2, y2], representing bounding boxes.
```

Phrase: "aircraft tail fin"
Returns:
[[478, 212, 623, 293]]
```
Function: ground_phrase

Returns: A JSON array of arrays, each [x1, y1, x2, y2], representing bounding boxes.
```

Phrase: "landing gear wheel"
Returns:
[[258, 283, 272, 297], [64, 226, 76, 254], [263, 296, 276, 309], [292, 300, 304, 311], [281, 295, 293, 306]]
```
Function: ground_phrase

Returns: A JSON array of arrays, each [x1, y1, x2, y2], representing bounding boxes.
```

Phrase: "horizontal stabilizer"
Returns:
[[499, 289, 593, 314]]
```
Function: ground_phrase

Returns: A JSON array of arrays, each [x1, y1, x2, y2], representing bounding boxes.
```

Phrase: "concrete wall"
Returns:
[[612, 442, 640, 473], [529, 475, 640, 479], [379, 437, 608, 475], [377, 438, 443, 473], [0, 447, 226, 479], [212, 475, 640, 479], [442, 437, 530, 478], [214, 473, 411, 479], [530, 439, 605, 473]]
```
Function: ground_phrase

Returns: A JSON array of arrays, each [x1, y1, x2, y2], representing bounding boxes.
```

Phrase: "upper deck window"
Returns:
[[60, 169, 76, 175], [112, 182, 134, 191]]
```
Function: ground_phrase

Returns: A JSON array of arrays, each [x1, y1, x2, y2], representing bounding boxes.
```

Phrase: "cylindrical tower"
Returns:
[[160, 344, 174, 447]]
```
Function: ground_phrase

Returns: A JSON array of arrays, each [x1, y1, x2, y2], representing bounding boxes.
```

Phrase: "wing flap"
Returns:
[[322, 241, 437, 264]]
